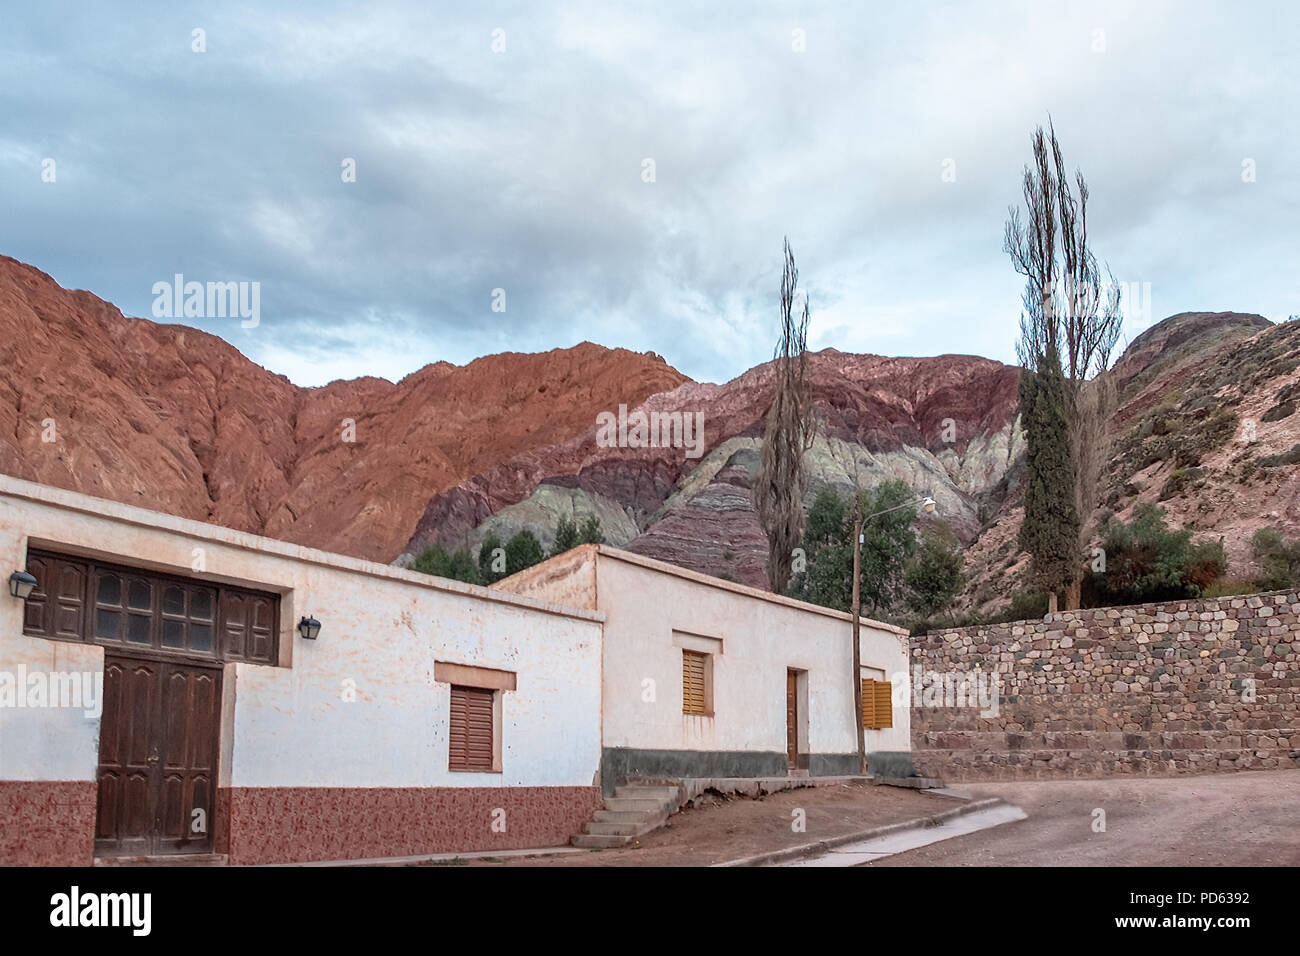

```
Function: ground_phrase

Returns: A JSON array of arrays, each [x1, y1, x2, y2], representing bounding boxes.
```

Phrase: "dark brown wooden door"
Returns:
[[96, 655, 222, 857], [786, 669, 799, 768]]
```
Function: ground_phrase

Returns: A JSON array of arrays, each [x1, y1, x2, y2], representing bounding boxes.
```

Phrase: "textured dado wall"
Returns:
[[911, 590, 1300, 780]]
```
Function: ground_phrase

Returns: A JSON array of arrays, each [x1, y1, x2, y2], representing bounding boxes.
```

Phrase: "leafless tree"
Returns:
[[1006, 120, 1123, 609], [754, 237, 815, 594]]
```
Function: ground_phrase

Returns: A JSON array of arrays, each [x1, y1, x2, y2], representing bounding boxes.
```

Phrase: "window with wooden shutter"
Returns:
[[449, 685, 496, 772], [682, 649, 709, 715], [861, 678, 893, 729], [22, 553, 88, 641], [22, 549, 279, 665]]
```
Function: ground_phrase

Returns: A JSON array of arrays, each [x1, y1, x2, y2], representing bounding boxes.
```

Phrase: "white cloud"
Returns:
[[0, 0, 1295, 387]]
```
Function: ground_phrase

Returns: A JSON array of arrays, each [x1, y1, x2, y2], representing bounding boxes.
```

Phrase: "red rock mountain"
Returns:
[[3, 255, 1293, 615], [0, 256, 686, 561]]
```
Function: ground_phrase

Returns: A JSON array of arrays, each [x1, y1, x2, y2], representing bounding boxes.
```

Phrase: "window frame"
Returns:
[[22, 548, 281, 666], [447, 684, 501, 773]]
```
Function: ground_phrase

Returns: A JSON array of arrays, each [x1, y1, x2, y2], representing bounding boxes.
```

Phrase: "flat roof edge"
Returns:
[[0, 475, 604, 624], [593, 545, 910, 636]]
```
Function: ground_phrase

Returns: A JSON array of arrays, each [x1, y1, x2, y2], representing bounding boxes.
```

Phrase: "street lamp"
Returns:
[[851, 492, 938, 774], [857, 496, 937, 543]]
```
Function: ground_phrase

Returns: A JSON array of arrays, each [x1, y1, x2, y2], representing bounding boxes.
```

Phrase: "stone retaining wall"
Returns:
[[910, 589, 1300, 780]]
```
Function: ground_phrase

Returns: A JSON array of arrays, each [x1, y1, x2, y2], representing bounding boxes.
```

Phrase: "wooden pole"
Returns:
[[851, 495, 866, 775]]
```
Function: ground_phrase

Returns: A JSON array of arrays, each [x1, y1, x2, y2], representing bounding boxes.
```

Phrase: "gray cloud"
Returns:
[[1, 0, 1296, 387]]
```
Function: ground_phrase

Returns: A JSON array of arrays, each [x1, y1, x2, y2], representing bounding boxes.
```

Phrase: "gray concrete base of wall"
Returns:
[[916, 747, 1300, 781], [600, 748, 916, 794], [631, 774, 873, 807]]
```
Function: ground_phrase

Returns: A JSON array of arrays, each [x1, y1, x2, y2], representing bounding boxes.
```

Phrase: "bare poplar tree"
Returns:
[[754, 237, 815, 594], [1006, 120, 1123, 609]]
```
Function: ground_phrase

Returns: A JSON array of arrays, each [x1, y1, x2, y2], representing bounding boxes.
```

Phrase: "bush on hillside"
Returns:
[[1084, 503, 1227, 605], [1251, 527, 1300, 591]]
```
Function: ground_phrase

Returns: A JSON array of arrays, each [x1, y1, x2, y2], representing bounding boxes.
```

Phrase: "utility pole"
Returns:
[[850, 492, 866, 775], [849, 492, 935, 777]]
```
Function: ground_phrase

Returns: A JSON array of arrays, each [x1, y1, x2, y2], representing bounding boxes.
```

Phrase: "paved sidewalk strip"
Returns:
[[782, 803, 1028, 867]]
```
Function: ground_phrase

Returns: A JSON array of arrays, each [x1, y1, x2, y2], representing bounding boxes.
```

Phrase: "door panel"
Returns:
[[156, 664, 221, 853], [786, 670, 799, 768], [96, 658, 160, 856], [95, 655, 221, 857]]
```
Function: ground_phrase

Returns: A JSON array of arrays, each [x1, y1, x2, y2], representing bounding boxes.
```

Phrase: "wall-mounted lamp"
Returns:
[[297, 615, 321, 640], [921, 496, 937, 514], [9, 571, 37, 600]]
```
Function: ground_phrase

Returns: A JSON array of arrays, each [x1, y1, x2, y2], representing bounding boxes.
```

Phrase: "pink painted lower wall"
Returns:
[[221, 786, 603, 864], [1, 782, 600, 865], [0, 781, 97, 866]]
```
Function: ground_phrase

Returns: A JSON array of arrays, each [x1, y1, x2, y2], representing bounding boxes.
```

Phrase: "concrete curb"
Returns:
[[712, 796, 1009, 867]]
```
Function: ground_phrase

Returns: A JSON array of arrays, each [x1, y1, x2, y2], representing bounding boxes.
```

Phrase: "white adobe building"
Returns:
[[493, 544, 912, 791], [0, 474, 911, 865]]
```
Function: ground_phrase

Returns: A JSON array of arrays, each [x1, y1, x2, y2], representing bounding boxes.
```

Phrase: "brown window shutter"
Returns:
[[23, 553, 88, 641], [682, 650, 707, 715], [220, 590, 279, 664], [449, 685, 495, 771], [874, 680, 893, 729], [860, 678, 874, 728]]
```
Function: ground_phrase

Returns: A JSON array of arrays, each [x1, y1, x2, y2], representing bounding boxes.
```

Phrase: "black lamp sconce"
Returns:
[[9, 571, 37, 600], [297, 615, 321, 640]]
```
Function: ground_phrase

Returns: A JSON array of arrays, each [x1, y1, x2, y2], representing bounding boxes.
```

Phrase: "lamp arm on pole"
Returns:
[[860, 494, 937, 526]]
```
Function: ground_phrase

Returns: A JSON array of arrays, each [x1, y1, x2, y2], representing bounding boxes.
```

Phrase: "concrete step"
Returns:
[[614, 785, 681, 800], [593, 809, 661, 823], [582, 816, 666, 837], [873, 776, 945, 789], [603, 796, 674, 813], [571, 833, 633, 849]]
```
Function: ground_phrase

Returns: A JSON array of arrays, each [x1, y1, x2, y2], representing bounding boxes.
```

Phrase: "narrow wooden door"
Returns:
[[786, 669, 799, 768], [96, 655, 222, 857]]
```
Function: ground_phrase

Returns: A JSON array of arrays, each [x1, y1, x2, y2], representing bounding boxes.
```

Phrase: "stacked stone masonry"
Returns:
[[911, 589, 1300, 780]]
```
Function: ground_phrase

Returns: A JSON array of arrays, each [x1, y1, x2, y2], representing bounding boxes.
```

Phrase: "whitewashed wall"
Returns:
[[592, 550, 911, 757], [0, 477, 603, 790]]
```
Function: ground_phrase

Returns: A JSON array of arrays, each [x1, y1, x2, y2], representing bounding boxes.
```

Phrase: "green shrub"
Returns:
[[1158, 466, 1206, 501], [1196, 409, 1239, 449], [1251, 527, 1300, 591], [504, 530, 545, 575], [1085, 503, 1227, 605], [551, 516, 580, 557], [904, 527, 964, 619], [414, 545, 482, 585], [979, 589, 1049, 625]]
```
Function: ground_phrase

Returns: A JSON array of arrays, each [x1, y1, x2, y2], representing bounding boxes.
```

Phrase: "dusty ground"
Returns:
[[865, 770, 1300, 866], [426, 781, 962, 867]]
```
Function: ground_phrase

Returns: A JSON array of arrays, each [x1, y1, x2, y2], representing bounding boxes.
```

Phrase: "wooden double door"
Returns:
[[95, 655, 222, 857]]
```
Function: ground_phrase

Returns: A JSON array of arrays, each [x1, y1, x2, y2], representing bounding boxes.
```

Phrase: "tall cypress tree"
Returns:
[[1018, 344, 1079, 612]]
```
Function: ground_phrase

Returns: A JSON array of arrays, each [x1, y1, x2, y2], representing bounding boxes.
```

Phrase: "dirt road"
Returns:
[[864, 770, 1300, 866], [441, 781, 962, 867]]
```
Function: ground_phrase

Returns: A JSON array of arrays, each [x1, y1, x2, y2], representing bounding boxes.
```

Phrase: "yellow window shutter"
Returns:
[[860, 678, 875, 728], [874, 680, 893, 729]]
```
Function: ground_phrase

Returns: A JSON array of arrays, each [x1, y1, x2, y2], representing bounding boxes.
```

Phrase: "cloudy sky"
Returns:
[[1, 1, 1296, 387]]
